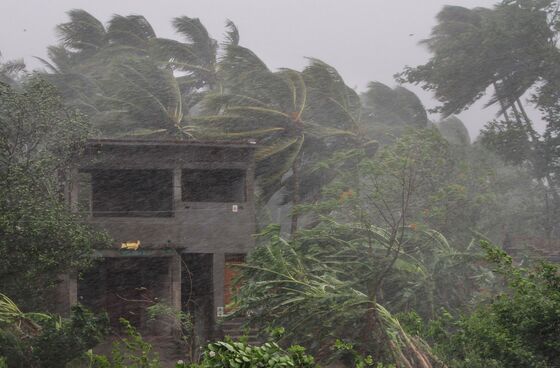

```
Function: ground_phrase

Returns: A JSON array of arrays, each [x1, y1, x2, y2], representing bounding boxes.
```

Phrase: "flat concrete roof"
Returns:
[[86, 138, 258, 149]]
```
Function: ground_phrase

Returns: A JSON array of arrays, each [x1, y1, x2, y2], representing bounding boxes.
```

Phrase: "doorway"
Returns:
[[181, 253, 213, 342]]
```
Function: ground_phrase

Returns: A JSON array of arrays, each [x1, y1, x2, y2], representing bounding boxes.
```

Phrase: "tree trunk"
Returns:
[[290, 153, 302, 236], [493, 82, 512, 123], [359, 292, 387, 360], [510, 101, 524, 125]]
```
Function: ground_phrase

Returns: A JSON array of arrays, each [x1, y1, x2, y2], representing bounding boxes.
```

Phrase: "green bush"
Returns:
[[85, 319, 160, 368], [0, 302, 108, 368], [179, 339, 317, 368], [411, 241, 560, 368]]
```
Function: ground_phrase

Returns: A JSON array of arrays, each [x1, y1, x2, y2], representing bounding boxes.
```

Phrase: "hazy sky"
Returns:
[[1, 0, 505, 138]]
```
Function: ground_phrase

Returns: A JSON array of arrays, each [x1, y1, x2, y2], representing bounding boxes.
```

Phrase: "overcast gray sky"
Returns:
[[1, 0, 506, 138]]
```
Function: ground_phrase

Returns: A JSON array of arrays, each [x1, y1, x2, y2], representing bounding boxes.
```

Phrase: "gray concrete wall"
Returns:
[[75, 142, 257, 253], [65, 141, 257, 334], [87, 203, 255, 253]]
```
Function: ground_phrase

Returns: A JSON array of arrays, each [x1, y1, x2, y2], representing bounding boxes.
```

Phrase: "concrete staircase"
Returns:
[[146, 335, 186, 365], [220, 317, 262, 345]]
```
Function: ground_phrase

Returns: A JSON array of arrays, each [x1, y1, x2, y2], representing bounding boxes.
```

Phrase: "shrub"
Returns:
[[413, 241, 560, 368], [179, 338, 317, 368], [0, 297, 108, 368]]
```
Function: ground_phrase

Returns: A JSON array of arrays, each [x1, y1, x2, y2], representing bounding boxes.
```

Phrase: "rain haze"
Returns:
[[2, 0, 560, 367], [1, 0, 499, 138]]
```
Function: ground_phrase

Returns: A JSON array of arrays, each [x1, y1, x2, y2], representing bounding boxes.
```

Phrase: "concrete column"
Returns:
[[212, 252, 225, 317], [169, 252, 182, 310], [54, 272, 78, 316], [246, 154, 256, 206], [69, 168, 79, 213], [173, 168, 182, 205]]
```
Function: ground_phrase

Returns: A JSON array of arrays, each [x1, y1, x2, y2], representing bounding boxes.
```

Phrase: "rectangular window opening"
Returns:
[[91, 169, 173, 217], [182, 169, 246, 203]]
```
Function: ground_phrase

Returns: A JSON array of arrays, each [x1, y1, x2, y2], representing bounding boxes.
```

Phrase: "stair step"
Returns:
[[220, 317, 263, 345]]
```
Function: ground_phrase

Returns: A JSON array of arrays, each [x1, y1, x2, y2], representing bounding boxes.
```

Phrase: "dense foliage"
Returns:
[[398, 0, 560, 240], [234, 130, 490, 366], [0, 79, 108, 309], [1, 0, 560, 366], [0, 294, 108, 368], [401, 242, 560, 368], [180, 340, 317, 368]]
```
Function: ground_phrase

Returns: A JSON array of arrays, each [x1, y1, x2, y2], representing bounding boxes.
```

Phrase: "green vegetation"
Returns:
[[398, 0, 560, 241], [0, 79, 109, 310], [180, 340, 317, 368], [1, 0, 560, 366], [400, 242, 560, 368], [0, 293, 108, 368]]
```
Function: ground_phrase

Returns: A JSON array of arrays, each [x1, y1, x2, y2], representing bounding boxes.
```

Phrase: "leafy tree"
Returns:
[[398, 0, 560, 241], [419, 241, 560, 368], [398, 2, 557, 116], [0, 78, 108, 309], [39, 10, 224, 138], [435, 116, 470, 146], [233, 130, 486, 365], [0, 294, 109, 368], [235, 226, 443, 367], [360, 82, 429, 146]]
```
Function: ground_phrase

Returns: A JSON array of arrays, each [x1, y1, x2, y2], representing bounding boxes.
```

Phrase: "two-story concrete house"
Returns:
[[56, 138, 257, 346]]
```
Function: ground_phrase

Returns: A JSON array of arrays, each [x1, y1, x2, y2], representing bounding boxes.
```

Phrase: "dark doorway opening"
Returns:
[[181, 253, 213, 342], [79, 257, 170, 332]]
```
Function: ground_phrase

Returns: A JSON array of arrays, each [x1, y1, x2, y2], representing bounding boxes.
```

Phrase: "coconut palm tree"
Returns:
[[196, 39, 371, 232], [38, 11, 224, 138], [0, 52, 26, 86], [38, 11, 374, 227]]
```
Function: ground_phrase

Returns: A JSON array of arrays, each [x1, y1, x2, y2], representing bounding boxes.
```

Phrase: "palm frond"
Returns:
[[56, 9, 106, 52], [106, 14, 157, 47], [224, 19, 240, 46], [256, 135, 302, 161]]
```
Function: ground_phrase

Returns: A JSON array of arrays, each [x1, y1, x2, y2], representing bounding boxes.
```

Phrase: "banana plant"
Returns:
[[234, 225, 446, 367]]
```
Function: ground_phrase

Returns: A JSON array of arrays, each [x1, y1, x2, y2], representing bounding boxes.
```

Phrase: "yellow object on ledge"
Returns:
[[121, 240, 141, 250]]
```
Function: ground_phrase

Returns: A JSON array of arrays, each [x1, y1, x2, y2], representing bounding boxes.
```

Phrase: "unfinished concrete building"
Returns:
[[58, 138, 257, 347]]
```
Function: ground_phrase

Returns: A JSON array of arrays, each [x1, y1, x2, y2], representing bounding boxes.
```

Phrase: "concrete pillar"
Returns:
[[212, 252, 225, 317], [169, 252, 182, 310], [246, 155, 256, 206], [54, 272, 78, 316], [173, 168, 182, 207], [69, 168, 79, 213]]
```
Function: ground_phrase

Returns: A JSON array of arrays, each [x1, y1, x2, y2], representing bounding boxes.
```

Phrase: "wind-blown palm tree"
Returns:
[[0, 52, 26, 86], [398, 4, 555, 118], [38, 11, 375, 230], [38, 10, 223, 138], [399, 3, 560, 240], [197, 39, 372, 232]]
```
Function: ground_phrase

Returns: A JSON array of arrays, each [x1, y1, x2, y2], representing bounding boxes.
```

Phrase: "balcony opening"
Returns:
[[182, 169, 246, 203], [91, 169, 173, 217]]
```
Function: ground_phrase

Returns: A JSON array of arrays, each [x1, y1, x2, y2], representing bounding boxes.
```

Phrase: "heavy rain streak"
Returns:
[[1, 0, 560, 367]]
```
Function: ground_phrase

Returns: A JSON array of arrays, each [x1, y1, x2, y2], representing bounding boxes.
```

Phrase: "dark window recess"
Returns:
[[91, 169, 173, 217], [182, 169, 246, 202]]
